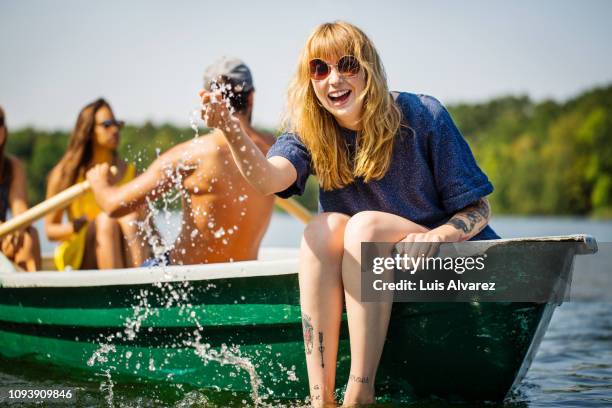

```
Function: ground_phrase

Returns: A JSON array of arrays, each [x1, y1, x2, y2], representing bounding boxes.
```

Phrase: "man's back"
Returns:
[[166, 129, 275, 264]]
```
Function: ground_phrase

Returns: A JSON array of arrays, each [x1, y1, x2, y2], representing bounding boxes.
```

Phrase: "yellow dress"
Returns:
[[54, 164, 136, 271]]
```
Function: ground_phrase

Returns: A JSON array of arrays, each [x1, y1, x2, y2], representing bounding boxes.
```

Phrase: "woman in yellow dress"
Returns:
[[45, 98, 150, 270]]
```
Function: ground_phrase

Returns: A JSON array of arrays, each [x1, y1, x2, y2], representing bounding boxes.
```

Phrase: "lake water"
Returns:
[[1, 214, 611, 407]]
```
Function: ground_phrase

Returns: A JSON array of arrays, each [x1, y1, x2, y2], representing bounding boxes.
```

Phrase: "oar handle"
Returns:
[[274, 197, 313, 224], [0, 181, 90, 238], [0, 166, 117, 238]]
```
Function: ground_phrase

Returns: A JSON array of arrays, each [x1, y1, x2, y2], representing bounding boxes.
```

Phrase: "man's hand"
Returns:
[[86, 163, 114, 213], [198, 89, 241, 134], [86, 163, 112, 190]]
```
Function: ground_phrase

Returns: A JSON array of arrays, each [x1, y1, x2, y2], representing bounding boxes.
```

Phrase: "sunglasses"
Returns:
[[0, 117, 4, 127], [309, 55, 361, 80], [96, 119, 125, 129]]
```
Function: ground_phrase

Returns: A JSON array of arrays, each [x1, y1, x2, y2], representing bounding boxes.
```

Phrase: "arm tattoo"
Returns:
[[475, 198, 490, 218], [448, 218, 469, 232], [318, 332, 325, 368], [447, 198, 490, 236], [302, 313, 313, 355]]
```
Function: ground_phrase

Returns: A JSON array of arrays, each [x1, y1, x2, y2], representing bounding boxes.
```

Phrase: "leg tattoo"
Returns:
[[318, 331, 325, 368], [302, 313, 313, 355]]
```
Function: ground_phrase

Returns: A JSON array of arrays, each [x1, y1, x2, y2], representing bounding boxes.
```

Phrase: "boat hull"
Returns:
[[0, 237, 597, 402], [0, 282, 551, 401]]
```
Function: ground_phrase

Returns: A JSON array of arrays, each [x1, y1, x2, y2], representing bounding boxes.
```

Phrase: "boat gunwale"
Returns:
[[0, 235, 596, 289]]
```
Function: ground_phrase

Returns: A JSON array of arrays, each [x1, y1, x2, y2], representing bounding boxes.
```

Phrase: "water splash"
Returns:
[[96, 369, 115, 408], [84, 89, 270, 405]]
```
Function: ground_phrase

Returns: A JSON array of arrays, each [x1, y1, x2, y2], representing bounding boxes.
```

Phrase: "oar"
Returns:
[[0, 167, 117, 238], [274, 197, 312, 224]]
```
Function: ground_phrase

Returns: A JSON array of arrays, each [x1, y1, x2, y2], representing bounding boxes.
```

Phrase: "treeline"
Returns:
[[448, 85, 612, 217], [6, 84, 612, 216]]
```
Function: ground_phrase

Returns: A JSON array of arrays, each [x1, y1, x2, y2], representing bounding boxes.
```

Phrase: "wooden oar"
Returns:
[[0, 167, 117, 238], [0, 169, 312, 239], [274, 197, 312, 224]]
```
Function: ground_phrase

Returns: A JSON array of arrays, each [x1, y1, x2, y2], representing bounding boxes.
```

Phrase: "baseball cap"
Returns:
[[203, 57, 254, 93]]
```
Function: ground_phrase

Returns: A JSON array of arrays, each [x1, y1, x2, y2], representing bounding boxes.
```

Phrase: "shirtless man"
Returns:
[[86, 58, 275, 265]]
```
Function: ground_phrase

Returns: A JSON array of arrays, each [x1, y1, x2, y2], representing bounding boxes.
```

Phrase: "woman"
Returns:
[[0, 106, 41, 272], [200, 22, 499, 406], [45, 98, 149, 270]]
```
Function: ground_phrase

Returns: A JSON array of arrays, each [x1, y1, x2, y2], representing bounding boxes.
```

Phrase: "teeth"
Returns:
[[329, 90, 350, 98]]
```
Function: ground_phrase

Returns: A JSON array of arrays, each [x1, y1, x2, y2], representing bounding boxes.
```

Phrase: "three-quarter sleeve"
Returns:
[[426, 98, 493, 213], [266, 133, 312, 198]]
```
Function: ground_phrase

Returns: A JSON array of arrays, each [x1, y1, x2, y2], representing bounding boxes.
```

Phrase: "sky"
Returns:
[[1, 0, 611, 130]]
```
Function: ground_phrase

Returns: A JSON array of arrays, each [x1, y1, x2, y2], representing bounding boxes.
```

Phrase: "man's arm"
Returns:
[[199, 90, 296, 195], [87, 148, 188, 218]]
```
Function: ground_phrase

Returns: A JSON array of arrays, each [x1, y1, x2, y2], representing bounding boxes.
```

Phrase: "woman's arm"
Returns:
[[402, 197, 491, 243], [7, 157, 29, 217], [44, 168, 81, 241], [433, 197, 491, 241], [199, 90, 296, 195]]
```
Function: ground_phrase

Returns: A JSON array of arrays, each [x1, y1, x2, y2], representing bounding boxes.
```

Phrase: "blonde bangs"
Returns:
[[284, 21, 401, 191], [307, 24, 358, 62]]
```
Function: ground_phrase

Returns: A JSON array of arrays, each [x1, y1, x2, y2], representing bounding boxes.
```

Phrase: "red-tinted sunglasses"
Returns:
[[309, 55, 361, 80]]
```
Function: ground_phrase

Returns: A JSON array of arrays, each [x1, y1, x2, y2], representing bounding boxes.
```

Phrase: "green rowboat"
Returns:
[[0, 235, 597, 402]]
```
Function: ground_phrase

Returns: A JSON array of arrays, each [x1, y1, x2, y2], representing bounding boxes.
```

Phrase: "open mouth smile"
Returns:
[[328, 90, 351, 104]]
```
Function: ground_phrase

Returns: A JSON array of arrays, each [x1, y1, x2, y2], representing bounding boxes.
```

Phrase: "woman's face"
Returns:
[[92, 106, 120, 150], [310, 56, 366, 130]]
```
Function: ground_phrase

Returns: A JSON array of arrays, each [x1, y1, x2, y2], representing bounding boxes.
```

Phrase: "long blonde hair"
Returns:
[[284, 21, 401, 190]]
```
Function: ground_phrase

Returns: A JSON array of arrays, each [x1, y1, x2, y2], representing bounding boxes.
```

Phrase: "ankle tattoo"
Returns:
[[349, 374, 369, 384]]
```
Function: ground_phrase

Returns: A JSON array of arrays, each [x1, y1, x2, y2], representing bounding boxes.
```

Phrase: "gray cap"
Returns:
[[203, 57, 254, 93]]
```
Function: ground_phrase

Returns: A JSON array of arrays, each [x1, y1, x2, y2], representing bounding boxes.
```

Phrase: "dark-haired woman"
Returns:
[[45, 99, 149, 270], [0, 106, 42, 271]]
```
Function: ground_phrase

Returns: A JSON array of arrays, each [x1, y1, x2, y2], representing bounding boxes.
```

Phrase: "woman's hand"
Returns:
[[1, 231, 21, 259], [395, 225, 462, 262], [395, 230, 447, 261], [198, 90, 241, 134], [72, 216, 88, 233]]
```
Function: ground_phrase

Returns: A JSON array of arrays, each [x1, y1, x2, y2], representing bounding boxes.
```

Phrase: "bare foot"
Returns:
[[341, 383, 375, 407]]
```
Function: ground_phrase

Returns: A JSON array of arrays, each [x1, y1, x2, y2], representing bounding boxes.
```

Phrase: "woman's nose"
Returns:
[[328, 67, 342, 85]]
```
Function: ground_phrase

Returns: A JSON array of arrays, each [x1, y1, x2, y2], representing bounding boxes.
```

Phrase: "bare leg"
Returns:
[[80, 221, 98, 270], [94, 212, 124, 269], [14, 226, 41, 272], [341, 211, 427, 406], [118, 210, 149, 267], [300, 212, 349, 407]]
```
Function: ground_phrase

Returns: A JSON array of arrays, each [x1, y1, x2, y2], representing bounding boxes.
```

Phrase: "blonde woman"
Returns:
[[200, 21, 498, 406]]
